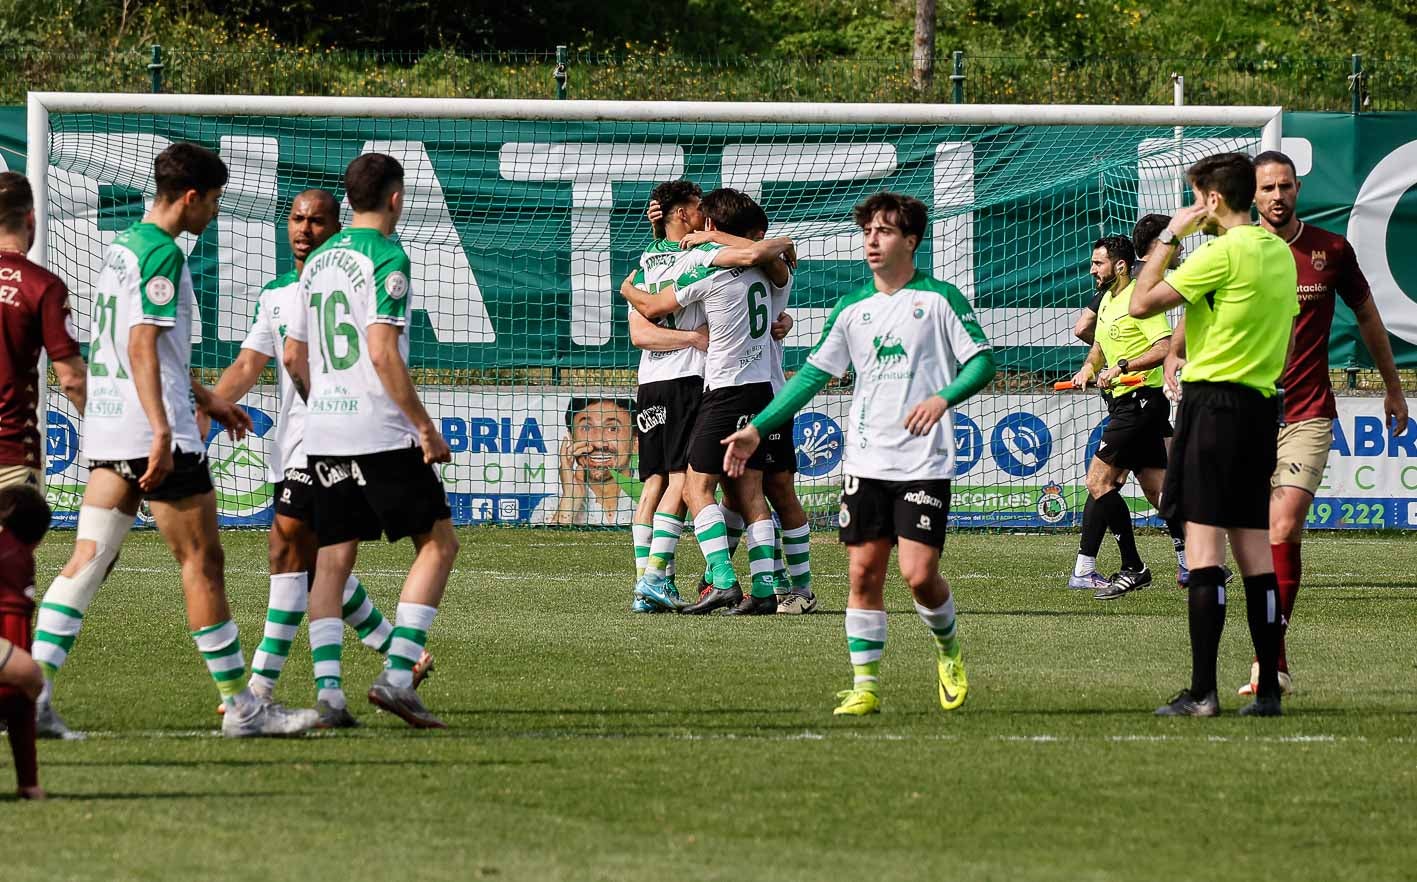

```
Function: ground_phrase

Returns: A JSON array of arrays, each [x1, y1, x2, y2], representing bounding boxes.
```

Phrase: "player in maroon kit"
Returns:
[[0, 484, 52, 800], [1236, 151, 1409, 696], [0, 172, 87, 489]]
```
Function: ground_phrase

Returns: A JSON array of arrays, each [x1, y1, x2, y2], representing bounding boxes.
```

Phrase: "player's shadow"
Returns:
[[1, 791, 289, 802], [43, 757, 548, 769]]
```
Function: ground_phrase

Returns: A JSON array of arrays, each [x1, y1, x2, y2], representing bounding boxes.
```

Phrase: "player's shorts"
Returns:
[[1160, 382, 1278, 530], [760, 423, 797, 474], [1095, 386, 1172, 472], [89, 450, 214, 502], [0, 609, 32, 673], [0, 464, 43, 491], [838, 474, 951, 550], [309, 446, 452, 547], [1271, 417, 1332, 497], [273, 466, 317, 523], [636, 376, 702, 480], [688, 382, 774, 475]]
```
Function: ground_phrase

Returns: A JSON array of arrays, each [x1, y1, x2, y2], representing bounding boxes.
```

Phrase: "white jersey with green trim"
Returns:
[[769, 273, 794, 392], [805, 271, 991, 481], [240, 269, 307, 477], [632, 239, 709, 385], [673, 260, 780, 391], [83, 221, 204, 461], [288, 227, 418, 456]]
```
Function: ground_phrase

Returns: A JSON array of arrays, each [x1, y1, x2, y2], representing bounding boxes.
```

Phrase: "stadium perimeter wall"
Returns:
[[1, 108, 1415, 529]]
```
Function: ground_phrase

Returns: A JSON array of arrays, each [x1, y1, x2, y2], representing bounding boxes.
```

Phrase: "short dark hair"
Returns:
[[0, 485, 50, 546], [853, 192, 928, 249], [291, 188, 340, 218], [0, 172, 32, 233], [344, 153, 404, 213], [1253, 150, 1298, 176], [699, 188, 764, 238], [1187, 153, 1256, 213], [564, 396, 635, 430], [1131, 214, 1171, 256], [1093, 235, 1135, 267], [649, 179, 702, 238], [153, 143, 228, 202]]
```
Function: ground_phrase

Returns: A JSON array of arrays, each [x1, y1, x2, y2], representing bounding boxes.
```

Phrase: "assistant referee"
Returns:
[[1130, 153, 1299, 718]]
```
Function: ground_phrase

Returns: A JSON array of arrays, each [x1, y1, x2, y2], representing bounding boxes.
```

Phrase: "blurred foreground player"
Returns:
[[0, 486, 53, 799]]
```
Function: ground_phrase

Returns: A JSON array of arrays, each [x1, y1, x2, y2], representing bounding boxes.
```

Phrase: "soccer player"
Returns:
[[0, 486, 49, 799], [283, 153, 459, 728], [625, 181, 710, 607], [722, 192, 997, 714], [1234, 150, 1409, 696], [210, 189, 425, 727], [620, 188, 796, 615], [1067, 230, 1189, 600], [1131, 153, 1298, 717], [0, 172, 86, 489], [32, 142, 319, 738]]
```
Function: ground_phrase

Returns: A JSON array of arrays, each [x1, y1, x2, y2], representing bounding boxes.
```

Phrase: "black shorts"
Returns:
[[838, 474, 951, 549], [761, 423, 797, 474], [309, 447, 452, 546], [636, 376, 702, 479], [90, 450, 214, 502], [1096, 386, 1172, 472], [1161, 382, 1278, 530], [273, 466, 317, 523], [688, 383, 774, 475]]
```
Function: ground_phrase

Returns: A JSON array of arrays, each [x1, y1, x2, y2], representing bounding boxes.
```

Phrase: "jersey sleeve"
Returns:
[[39, 278, 81, 361], [1086, 291, 1103, 314], [673, 272, 716, 307], [371, 250, 412, 327], [1338, 240, 1374, 310], [286, 276, 310, 343], [1166, 238, 1230, 304], [804, 296, 856, 378], [132, 242, 184, 327], [240, 296, 278, 357], [939, 285, 991, 364]]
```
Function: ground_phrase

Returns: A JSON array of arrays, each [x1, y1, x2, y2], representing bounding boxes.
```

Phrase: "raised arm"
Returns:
[[619, 272, 680, 321]]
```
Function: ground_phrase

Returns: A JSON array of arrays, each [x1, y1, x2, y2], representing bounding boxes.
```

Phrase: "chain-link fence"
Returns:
[[1, 47, 1413, 110]]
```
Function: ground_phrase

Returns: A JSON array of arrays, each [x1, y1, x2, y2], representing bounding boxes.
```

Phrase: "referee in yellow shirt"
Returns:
[[1131, 153, 1299, 718]]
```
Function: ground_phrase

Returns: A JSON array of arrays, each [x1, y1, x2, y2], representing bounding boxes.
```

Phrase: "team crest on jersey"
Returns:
[[146, 276, 176, 306], [1311, 250, 1327, 271], [913, 299, 926, 319], [385, 271, 409, 300], [872, 333, 907, 365]]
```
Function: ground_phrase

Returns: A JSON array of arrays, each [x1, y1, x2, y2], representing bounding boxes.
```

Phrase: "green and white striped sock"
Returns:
[[248, 571, 309, 696], [632, 522, 653, 578], [386, 602, 437, 688], [191, 619, 247, 706], [914, 596, 960, 658], [782, 524, 812, 594], [645, 512, 683, 579], [309, 617, 345, 708], [342, 576, 393, 654], [723, 508, 746, 561], [845, 608, 887, 692], [32, 584, 86, 680], [693, 507, 733, 586], [746, 519, 778, 599]]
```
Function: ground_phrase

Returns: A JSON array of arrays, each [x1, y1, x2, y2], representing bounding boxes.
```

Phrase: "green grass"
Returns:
[[5, 527, 1417, 881]]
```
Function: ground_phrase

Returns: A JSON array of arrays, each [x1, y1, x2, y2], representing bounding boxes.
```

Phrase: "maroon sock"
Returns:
[[0, 693, 38, 790], [1272, 542, 1302, 673]]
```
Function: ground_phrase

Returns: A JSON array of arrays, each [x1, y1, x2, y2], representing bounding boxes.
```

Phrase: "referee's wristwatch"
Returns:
[[1116, 358, 1130, 373], [1157, 229, 1181, 248]]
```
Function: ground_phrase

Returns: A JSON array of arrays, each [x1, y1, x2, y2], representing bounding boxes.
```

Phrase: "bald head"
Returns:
[[288, 189, 340, 265]]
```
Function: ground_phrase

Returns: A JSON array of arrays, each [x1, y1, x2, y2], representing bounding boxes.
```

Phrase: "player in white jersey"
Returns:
[[32, 143, 319, 739], [621, 181, 709, 610], [210, 190, 429, 727], [621, 189, 795, 616], [284, 153, 459, 729], [724, 192, 997, 715]]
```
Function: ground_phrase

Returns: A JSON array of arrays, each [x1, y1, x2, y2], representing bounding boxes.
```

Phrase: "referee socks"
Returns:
[[1242, 572, 1284, 700], [1187, 566, 1228, 697]]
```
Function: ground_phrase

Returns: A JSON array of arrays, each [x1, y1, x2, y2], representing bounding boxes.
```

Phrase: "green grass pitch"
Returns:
[[5, 527, 1416, 881]]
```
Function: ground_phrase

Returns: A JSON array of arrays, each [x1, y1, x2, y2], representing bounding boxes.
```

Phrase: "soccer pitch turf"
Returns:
[[4, 527, 1416, 881]]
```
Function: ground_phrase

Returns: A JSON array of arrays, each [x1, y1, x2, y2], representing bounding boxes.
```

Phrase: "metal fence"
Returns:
[[1, 47, 1413, 110]]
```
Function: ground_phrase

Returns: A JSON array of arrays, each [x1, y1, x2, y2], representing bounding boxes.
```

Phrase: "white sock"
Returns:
[[1074, 555, 1097, 578]]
